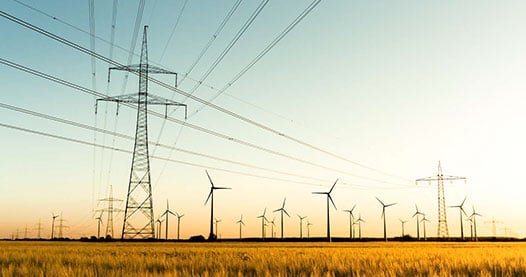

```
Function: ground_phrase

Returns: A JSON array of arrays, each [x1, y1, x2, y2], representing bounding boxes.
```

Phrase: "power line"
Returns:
[[0, 120, 412, 191], [179, 0, 243, 85], [0, 101, 409, 190], [158, 0, 189, 62], [191, 0, 322, 117], [0, 10, 410, 183], [184, 0, 269, 98], [0, 57, 409, 187]]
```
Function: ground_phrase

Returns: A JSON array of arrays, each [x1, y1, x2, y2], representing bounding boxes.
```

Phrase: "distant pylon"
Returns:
[[416, 161, 466, 238], [97, 26, 187, 239], [98, 185, 123, 238], [57, 212, 69, 238], [35, 219, 43, 239]]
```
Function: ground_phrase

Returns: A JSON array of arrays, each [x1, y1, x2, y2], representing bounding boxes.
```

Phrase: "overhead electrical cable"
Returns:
[[0, 57, 411, 188], [158, 0, 189, 62], [0, 121, 412, 191], [0, 10, 411, 183]]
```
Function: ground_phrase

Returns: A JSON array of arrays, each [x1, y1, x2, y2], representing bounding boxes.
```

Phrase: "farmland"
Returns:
[[1, 241, 526, 276]]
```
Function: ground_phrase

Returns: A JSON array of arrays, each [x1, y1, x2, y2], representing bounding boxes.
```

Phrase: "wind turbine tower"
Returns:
[[297, 214, 306, 239], [214, 218, 222, 239], [161, 200, 176, 240], [416, 161, 466, 238], [97, 26, 187, 239], [96, 216, 103, 238], [449, 196, 467, 240], [470, 206, 482, 241], [236, 215, 245, 239], [413, 205, 424, 240], [273, 198, 290, 239], [257, 208, 268, 239], [51, 213, 59, 239], [343, 204, 356, 240], [376, 197, 396, 242], [356, 214, 365, 240], [176, 212, 184, 240], [312, 179, 338, 242], [421, 215, 430, 240], [204, 170, 231, 240]]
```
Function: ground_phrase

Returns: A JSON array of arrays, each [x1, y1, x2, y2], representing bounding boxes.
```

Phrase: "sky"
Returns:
[[1, 0, 526, 240]]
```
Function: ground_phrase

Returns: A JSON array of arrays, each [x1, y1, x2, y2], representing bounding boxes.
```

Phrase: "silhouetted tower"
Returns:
[[98, 185, 123, 238], [97, 26, 186, 239], [35, 219, 43, 239], [57, 213, 68, 238], [416, 161, 466, 238]]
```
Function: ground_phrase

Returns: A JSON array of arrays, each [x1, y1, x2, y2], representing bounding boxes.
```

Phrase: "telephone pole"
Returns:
[[97, 26, 187, 239], [416, 161, 466, 238]]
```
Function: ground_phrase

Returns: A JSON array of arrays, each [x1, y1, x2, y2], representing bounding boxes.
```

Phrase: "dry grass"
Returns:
[[1, 241, 526, 276]]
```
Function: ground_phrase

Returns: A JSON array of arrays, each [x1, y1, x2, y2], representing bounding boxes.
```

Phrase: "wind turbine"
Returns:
[[356, 214, 365, 240], [273, 198, 290, 239], [343, 204, 356, 240], [51, 213, 59, 239], [236, 215, 245, 239], [465, 217, 474, 241], [270, 217, 276, 238], [297, 214, 306, 239], [161, 200, 176, 240], [257, 208, 269, 239], [469, 206, 482, 241], [306, 220, 313, 239], [312, 179, 338, 242], [449, 196, 467, 240], [413, 205, 424, 240], [214, 218, 222, 239], [204, 170, 231, 240], [175, 212, 184, 240], [95, 216, 103, 238], [376, 197, 397, 242], [399, 219, 408, 238], [421, 215, 430, 240], [156, 217, 164, 239]]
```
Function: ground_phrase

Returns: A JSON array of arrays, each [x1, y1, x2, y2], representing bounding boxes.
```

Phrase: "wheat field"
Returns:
[[1, 241, 526, 276]]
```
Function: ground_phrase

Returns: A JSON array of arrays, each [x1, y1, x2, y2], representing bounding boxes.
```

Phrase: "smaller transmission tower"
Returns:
[[416, 161, 466, 238], [35, 219, 43, 239], [97, 26, 187, 239], [98, 185, 123, 239], [57, 213, 69, 238]]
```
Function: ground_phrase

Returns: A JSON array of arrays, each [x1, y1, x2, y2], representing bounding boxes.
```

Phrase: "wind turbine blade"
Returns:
[[263, 208, 267, 216], [168, 211, 176, 216], [284, 209, 290, 217], [329, 179, 338, 193], [214, 187, 231, 190], [328, 195, 337, 210], [381, 208, 385, 219], [273, 208, 281, 213], [415, 204, 420, 212], [350, 204, 356, 213], [282, 198, 286, 209], [312, 192, 325, 195], [204, 190, 213, 205], [386, 203, 397, 208], [375, 197, 384, 206], [461, 196, 467, 207], [205, 170, 215, 188]]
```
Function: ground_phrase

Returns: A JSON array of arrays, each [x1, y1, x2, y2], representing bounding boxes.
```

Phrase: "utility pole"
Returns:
[[416, 161, 466, 238], [97, 26, 187, 239], [98, 185, 123, 239]]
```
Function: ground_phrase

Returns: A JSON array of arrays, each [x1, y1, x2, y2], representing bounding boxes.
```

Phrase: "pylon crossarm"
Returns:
[[108, 65, 178, 86]]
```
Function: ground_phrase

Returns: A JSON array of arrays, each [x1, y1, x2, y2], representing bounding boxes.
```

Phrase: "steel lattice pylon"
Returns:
[[416, 161, 466, 239], [97, 26, 186, 239]]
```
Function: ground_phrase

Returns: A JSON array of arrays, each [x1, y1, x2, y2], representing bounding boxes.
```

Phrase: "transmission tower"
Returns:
[[416, 161, 466, 238], [96, 26, 187, 239], [35, 219, 43, 239], [57, 213, 69, 238], [98, 185, 123, 239]]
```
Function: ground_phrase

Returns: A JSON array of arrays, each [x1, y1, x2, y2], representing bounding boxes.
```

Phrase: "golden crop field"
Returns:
[[1, 241, 526, 276]]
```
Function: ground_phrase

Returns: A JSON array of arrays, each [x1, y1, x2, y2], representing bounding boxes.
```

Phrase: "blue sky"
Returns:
[[1, 0, 526, 239]]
